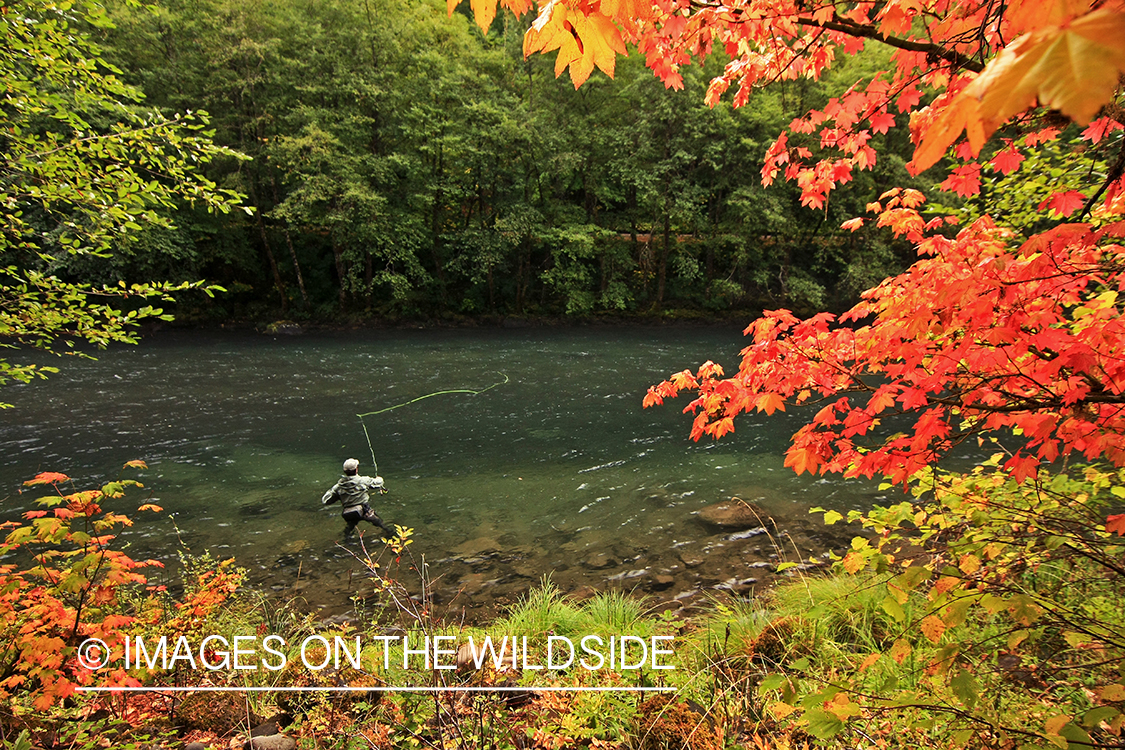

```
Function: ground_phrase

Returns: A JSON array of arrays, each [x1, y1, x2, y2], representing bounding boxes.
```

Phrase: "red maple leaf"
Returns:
[[1107, 514, 1125, 536], [870, 110, 895, 134], [896, 86, 921, 113], [1039, 190, 1086, 218], [938, 164, 981, 197], [1081, 117, 1124, 145], [990, 145, 1025, 175]]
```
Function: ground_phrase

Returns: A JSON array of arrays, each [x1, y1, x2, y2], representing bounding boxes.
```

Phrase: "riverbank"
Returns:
[[161, 304, 768, 336], [278, 492, 862, 628]]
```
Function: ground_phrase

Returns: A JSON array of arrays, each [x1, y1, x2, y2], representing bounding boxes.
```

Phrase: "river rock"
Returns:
[[679, 551, 704, 568], [280, 539, 309, 555], [696, 499, 770, 530], [244, 735, 297, 750], [453, 536, 501, 557], [250, 713, 293, 737], [582, 552, 616, 570]]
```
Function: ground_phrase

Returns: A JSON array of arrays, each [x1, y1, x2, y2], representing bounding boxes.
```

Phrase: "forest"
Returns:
[[56, 0, 922, 322]]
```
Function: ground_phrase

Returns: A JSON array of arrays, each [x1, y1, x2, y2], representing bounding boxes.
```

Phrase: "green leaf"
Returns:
[[1082, 706, 1119, 728], [759, 674, 788, 692], [950, 669, 979, 709], [951, 730, 974, 746], [1060, 722, 1092, 749], [804, 708, 844, 739], [882, 594, 906, 622]]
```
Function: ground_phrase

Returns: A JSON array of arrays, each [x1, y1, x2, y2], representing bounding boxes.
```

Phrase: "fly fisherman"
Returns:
[[322, 458, 396, 540]]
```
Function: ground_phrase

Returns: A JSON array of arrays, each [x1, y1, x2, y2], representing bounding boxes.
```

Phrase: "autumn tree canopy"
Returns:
[[451, 0, 1125, 480]]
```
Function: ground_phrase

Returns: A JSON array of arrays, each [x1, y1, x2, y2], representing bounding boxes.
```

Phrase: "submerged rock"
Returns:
[[696, 499, 771, 530], [280, 539, 309, 555], [453, 536, 502, 557], [582, 551, 617, 570]]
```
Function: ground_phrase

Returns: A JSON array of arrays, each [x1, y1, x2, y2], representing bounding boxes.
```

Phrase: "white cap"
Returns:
[[343, 458, 360, 472]]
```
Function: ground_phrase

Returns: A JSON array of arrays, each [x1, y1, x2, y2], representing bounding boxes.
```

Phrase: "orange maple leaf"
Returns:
[[24, 472, 70, 486], [784, 446, 820, 475], [756, 392, 786, 415]]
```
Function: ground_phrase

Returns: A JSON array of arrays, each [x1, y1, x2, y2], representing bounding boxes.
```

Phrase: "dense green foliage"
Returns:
[[71, 0, 921, 322], [0, 0, 241, 404]]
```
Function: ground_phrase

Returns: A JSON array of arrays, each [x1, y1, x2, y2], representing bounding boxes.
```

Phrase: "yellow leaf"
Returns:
[[523, 3, 626, 87], [959, 553, 981, 575], [980, 8, 1125, 126], [826, 692, 862, 720], [1100, 684, 1125, 701], [889, 638, 911, 664], [471, 0, 498, 32], [567, 12, 627, 86], [767, 701, 797, 719], [842, 551, 865, 574], [1045, 714, 1072, 736], [598, 0, 652, 23], [910, 89, 987, 173], [1006, 0, 1092, 35], [756, 392, 786, 415], [525, 0, 568, 55], [502, 0, 533, 15], [921, 615, 946, 643]]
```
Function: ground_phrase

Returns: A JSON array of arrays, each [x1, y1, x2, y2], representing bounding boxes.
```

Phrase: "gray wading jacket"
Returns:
[[322, 474, 383, 512]]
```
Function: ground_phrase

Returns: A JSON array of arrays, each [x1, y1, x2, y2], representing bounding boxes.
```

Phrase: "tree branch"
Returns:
[[794, 17, 986, 73]]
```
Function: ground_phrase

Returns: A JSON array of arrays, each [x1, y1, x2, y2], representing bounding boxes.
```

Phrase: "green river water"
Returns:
[[0, 325, 902, 621]]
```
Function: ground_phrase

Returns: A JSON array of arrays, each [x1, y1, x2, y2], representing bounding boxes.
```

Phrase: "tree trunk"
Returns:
[[332, 235, 347, 310], [431, 137, 447, 299], [248, 182, 287, 314], [657, 211, 671, 310], [283, 229, 309, 311], [271, 176, 309, 310], [365, 251, 373, 308]]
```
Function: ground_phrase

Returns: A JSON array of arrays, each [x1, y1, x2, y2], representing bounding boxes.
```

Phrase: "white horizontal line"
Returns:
[[76, 686, 676, 693]]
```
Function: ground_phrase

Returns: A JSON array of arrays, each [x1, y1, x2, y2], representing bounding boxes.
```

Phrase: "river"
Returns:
[[0, 325, 884, 621]]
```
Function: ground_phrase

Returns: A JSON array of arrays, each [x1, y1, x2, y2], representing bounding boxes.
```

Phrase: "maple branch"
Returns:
[[1078, 131, 1125, 222], [792, 17, 986, 74]]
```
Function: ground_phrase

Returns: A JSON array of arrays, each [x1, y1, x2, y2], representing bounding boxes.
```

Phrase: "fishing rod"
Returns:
[[356, 372, 510, 473]]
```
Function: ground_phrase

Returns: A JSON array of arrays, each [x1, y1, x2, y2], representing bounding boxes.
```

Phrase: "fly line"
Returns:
[[356, 372, 510, 473]]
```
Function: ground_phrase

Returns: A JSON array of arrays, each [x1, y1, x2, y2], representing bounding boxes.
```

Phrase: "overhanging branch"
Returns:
[[794, 17, 986, 73]]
